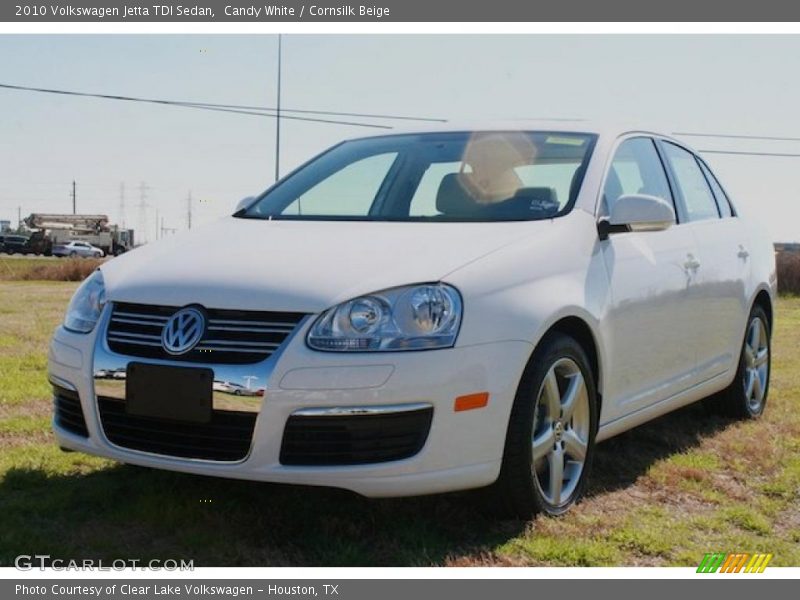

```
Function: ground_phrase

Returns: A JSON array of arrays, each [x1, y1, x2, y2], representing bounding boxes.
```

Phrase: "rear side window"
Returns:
[[662, 143, 720, 222], [698, 159, 734, 218], [602, 137, 673, 215]]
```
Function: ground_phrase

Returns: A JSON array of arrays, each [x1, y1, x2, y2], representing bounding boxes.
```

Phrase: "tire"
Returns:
[[488, 332, 599, 518], [69, 251, 77, 258], [706, 304, 771, 419]]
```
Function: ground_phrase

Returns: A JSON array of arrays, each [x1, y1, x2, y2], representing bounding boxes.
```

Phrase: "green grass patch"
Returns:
[[719, 506, 772, 535], [0, 415, 50, 435], [498, 534, 623, 566]]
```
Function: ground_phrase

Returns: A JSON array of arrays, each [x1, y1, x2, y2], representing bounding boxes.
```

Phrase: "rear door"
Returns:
[[598, 136, 701, 422], [659, 141, 749, 380]]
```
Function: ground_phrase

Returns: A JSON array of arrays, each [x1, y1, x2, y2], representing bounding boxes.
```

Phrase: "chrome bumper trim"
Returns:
[[291, 403, 433, 417], [49, 374, 78, 392]]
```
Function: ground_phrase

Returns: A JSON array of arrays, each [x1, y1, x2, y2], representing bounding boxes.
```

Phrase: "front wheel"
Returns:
[[707, 305, 771, 419], [489, 332, 598, 518]]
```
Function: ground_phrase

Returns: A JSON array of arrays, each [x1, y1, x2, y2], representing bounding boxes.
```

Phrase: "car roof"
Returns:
[[344, 119, 685, 145]]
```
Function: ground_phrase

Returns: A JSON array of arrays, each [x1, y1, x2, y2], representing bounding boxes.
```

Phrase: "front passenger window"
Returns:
[[602, 138, 673, 216]]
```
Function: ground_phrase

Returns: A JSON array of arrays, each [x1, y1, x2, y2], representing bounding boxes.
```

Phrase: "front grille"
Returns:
[[280, 407, 434, 466], [106, 302, 306, 364], [98, 397, 257, 461], [53, 385, 88, 437]]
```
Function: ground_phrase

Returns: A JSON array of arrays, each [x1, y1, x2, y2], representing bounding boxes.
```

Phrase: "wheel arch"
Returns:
[[752, 288, 773, 332], [538, 314, 604, 415]]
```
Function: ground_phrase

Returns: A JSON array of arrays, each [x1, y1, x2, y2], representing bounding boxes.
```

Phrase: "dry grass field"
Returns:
[[0, 256, 104, 282], [0, 257, 798, 567]]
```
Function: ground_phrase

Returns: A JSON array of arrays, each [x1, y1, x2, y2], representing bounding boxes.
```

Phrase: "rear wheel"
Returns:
[[707, 304, 770, 419], [489, 333, 598, 518]]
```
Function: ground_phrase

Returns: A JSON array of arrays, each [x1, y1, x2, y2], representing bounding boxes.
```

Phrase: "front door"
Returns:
[[598, 137, 701, 423]]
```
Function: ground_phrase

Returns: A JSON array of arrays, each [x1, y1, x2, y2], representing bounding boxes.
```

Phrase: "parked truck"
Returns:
[[23, 214, 135, 256]]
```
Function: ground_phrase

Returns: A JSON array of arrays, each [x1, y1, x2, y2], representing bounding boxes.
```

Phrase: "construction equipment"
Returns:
[[23, 213, 135, 256]]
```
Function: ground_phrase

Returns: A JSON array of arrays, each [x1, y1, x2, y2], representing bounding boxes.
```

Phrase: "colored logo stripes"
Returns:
[[697, 552, 772, 573]]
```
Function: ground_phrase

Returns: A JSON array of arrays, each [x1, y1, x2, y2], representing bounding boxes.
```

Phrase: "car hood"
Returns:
[[101, 216, 542, 313]]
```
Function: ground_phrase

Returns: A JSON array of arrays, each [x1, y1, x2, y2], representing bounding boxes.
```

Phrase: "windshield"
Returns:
[[242, 131, 597, 222]]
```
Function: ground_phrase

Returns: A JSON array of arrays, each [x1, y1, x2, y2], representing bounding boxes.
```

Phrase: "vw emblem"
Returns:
[[161, 307, 205, 355]]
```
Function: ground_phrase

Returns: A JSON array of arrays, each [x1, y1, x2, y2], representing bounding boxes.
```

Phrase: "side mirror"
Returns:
[[234, 196, 255, 214], [601, 194, 675, 239]]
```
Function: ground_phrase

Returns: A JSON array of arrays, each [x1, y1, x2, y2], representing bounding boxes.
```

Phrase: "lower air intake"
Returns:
[[98, 397, 257, 461], [53, 385, 89, 437], [280, 407, 433, 466]]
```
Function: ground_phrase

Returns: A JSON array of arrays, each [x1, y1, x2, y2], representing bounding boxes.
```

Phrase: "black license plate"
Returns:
[[126, 362, 213, 424]]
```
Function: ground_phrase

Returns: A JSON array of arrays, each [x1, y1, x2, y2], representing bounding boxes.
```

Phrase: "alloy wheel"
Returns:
[[743, 316, 769, 413], [531, 357, 591, 508]]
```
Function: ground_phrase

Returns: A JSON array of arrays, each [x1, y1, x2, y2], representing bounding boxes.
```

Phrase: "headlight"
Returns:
[[307, 283, 462, 352], [63, 270, 106, 333]]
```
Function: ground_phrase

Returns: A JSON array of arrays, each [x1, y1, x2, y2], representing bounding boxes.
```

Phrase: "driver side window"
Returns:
[[602, 137, 673, 216], [281, 152, 398, 216]]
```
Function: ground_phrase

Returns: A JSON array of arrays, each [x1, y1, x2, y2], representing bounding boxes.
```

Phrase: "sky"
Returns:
[[0, 34, 799, 242]]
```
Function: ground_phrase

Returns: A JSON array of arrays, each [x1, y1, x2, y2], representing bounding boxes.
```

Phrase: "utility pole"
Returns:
[[187, 191, 192, 230], [137, 181, 150, 244], [119, 182, 126, 228], [275, 33, 282, 182], [71, 180, 76, 214], [17, 206, 21, 230]]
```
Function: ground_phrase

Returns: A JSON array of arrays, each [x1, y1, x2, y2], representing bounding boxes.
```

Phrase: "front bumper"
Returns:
[[48, 304, 532, 497]]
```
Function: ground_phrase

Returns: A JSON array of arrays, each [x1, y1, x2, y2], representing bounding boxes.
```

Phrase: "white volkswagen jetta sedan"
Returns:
[[49, 123, 776, 516]]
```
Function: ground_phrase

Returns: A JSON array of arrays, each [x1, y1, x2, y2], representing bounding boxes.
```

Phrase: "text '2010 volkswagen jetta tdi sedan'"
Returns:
[[49, 122, 776, 516]]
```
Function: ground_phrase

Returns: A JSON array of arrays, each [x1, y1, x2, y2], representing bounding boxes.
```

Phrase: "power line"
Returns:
[[11, 81, 800, 157], [0, 82, 391, 129], [677, 131, 800, 143], [699, 149, 800, 158], [0, 82, 437, 127], [171, 102, 394, 129], [180, 101, 447, 123]]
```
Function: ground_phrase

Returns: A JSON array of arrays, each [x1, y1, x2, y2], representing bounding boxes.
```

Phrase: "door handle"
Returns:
[[684, 254, 701, 271], [738, 245, 750, 260]]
